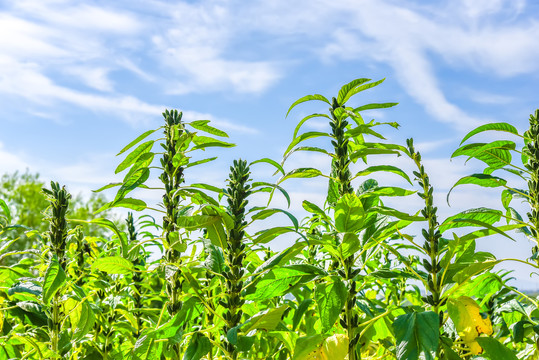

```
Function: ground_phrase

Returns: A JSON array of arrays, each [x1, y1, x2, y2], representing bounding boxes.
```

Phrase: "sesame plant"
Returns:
[[0, 79, 538, 360]]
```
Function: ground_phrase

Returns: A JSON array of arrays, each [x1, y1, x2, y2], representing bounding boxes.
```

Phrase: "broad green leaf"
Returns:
[[42, 256, 67, 304], [115, 167, 151, 201], [337, 78, 370, 105], [315, 277, 347, 333], [354, 165, 412, 184], [110, 198, 147, 211], [340, 232, 361, 259], [203, 240, 225, 273], [176, 215, 220, 230], [183, 333, 211, 360], [72, 300, 96, 341], [368, 187, 416, 197], [448, 174, 507, 203], [440, 208, 502, 232], [117, 128, 159, 156], [393, 311, 439, 360], [189, 120, 228, 137], [284, 131, 329, 157], [115, 140, 154, 174], [339, 78, 385, 105], [250, 158, 285, 175], [279, 168, 323, 183], [353, 102, 398, 112], [452, 260, 501, 284], [92, 256, 134, 275], [447, 297, 493, 355], [346, 124, 386, 140], [476, 337, 518, 360], [460, 122, 520, 145], [286, 94, 330, 118], [246, 264, 326, 301], [302, 200, 330, 221], [335, 193, 365, 233], [242, 305, 288, 333], [452, 140, 515, 169], [191, 135, 235, 150]]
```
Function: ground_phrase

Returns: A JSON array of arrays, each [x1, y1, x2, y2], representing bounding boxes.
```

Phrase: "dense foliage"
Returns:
[[0, 78, 537, 360]]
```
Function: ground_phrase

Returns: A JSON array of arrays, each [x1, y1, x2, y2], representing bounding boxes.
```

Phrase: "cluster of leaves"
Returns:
[[0, 78, 538, 360]]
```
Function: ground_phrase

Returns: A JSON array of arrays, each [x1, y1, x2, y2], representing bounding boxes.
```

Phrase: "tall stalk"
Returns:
[[160, 109, 185, 317], [525, 110, 539, 265], [329, 98, 360, 360], [222, 159, 251, 360], [127, 212, 144, 338], [43, 182, 71, 359], [407, 140, 444, 316]]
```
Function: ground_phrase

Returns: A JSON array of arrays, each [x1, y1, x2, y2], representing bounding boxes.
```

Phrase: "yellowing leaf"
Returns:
[[447, 296, 493, 354], [294, 334, 348, 360]]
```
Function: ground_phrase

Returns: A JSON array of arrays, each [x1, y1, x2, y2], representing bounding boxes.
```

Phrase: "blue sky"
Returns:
[[1, 0, 539, 288]]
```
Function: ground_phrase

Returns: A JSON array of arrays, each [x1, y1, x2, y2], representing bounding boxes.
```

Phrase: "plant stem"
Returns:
[[329, 98, 359, 360], [222, 159, 251, 360], [43, 182, 71, 359]]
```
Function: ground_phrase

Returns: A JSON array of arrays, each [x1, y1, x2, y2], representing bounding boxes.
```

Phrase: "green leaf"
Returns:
[[92, 256, 134, 275], [302, 200, 330, 221], [448, 174, 507, 203], [92, 182, 122, 193], [460, 122, 520, 145], [292, 113, 331, 138], [354, 165, 412, 184], [346, 125, 386, 140], [251, 182, 291, 208], [340, 232, 361, 259], [335, 193, 365, 233], [393, 311, 439, 360], [242, 305, 288, 333], [246, 264, 326, 301], [341, 78, 386, 105], [189, 120, 228, 137], [183, 333, 211, 360], [117, 128, 159, 156], [191, 135, 235, 150], [440, 208, 502, 232], [251, 208, 299, 230], [452, 140, 515, 169], [115, 140, 154, 174], [0, 199, 11, 224], [70, 218, 128, 258], [284, 131, 328, 157], [185, 156, 218, 169], [315, 277, 347, 333], [176, 215, 220, 230], [253, 226, 295, 244], [250, 158, 285, 175], [286, 94, 330, 118], [115, 167, 151, 201], [476, 337, 518, 360], [279, 168, 323, 183], [72, 300, 96, 341], [337, 78, 371, 105], [110, 198, 147, 211], [42, 256, 67, 304], [353, 102, 398, 112]]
